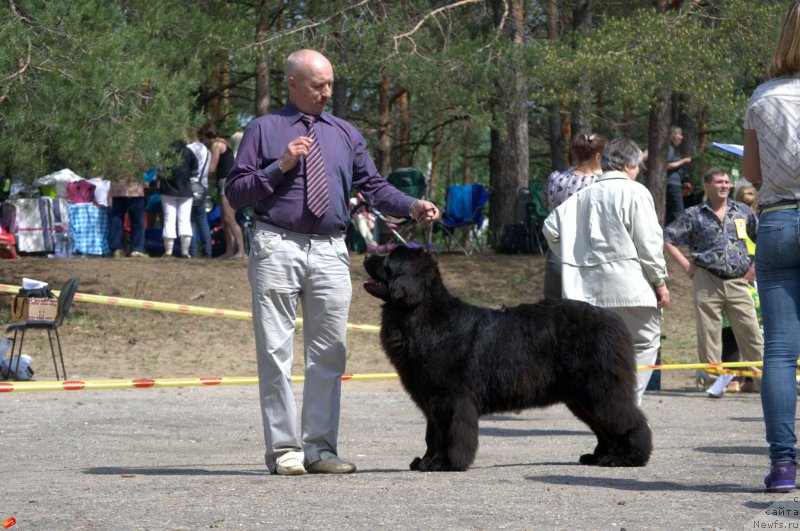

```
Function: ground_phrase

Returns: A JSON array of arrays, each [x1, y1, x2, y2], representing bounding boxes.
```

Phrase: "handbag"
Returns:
[[191, 148, 210, 205], [191, 180, 206, 205]]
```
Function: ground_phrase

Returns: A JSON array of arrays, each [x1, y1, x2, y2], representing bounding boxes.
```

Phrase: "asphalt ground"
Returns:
[[1, 378, 797, 530]]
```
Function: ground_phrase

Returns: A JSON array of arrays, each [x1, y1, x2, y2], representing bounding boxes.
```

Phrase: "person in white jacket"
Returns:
[[543, 137, 670, 404]]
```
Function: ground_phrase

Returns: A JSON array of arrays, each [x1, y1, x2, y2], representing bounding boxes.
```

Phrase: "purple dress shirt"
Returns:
[[225, 103, 415, 235]]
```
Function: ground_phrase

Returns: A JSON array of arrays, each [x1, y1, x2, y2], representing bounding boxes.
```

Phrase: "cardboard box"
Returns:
[[11, 296, 58, 322]]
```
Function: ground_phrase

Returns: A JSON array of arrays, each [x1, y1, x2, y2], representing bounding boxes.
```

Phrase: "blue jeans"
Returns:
[[109, 196, 145, 253], [190, 192, 212, 257], [757, 203, 800, 464]]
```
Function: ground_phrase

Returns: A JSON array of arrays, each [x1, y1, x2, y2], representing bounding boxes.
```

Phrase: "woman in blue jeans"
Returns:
[[743, 0, 800, 493], [109, 175, 147, 258]]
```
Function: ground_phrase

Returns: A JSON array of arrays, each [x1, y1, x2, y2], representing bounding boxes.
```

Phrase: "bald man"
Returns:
[[226, 49, 439, 476]]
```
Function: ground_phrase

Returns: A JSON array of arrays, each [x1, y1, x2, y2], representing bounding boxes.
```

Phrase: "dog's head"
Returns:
[[363, 246, 439, 307]]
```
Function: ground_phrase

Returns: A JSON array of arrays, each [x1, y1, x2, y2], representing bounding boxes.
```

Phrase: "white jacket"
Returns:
[[542, 170, 668, 308]]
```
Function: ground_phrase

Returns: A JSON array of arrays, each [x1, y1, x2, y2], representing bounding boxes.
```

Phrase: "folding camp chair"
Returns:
[[369, 167, 431, 251], [526, 180, 549, 255], [437, 183, 489, 256], [4, 277, 80, 380]]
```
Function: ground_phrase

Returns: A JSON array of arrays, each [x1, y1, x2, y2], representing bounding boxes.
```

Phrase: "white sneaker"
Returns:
[[275, 451, 306, 476], [707, 373, 735, 398]]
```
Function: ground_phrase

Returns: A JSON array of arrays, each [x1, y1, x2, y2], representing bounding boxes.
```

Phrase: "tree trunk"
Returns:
[[622, 100, 633, 137], [572, 1, 593, 134], [395, 88, 410, 168], [255, 56, 270, 117], [698, 105, 708, 152], [646, 86, 672, 226], [333, 42, 348, 119], [546, 0, 565, 172], [548, 104, 565, 172], [490, 0, 528, 250], [208, 59, 231, 123], [273, 70, 283, 109], [254, 1, 270, 118], [560, 100, 572, 168], [377, 74, 392, 176], [674, 93, 702, 174], [221, 61, 230, 121], [462, 123, 471, 184], [428, 124, 444, 202], [645, 0, 681, 226], [332, 78, 348, 119]]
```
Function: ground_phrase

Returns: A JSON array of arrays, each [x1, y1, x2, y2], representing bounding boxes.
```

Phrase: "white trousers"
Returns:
[[161, 195, 193, 239], [248, 221, 352, 472], [607, 306, 661, 406]]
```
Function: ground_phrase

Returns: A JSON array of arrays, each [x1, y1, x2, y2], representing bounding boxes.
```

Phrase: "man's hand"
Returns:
[[744, 263, 756, 284], [685, 261, 696, 279], [277, 136, 312, 173], [664, 241, 694, 279], [655, 284, 670, 309], [410, 199, 440, 226]]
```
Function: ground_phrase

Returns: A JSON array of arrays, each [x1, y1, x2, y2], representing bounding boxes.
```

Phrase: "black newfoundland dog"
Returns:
[[363, 246, 652, 472]]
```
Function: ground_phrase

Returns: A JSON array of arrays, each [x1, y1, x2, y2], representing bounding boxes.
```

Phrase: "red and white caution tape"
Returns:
[[0, 372, 401, 393], [0, 284, 381, 333], [638, 360, 763, 372], [0, 363, 782, 394]]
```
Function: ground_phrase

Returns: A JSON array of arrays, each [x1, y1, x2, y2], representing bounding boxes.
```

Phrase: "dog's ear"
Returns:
[[387, 249, 435, 307]]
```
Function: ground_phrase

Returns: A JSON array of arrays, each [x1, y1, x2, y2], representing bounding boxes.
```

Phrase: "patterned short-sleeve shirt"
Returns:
[[543, 167, 598, 211], [663, 199, 757, 278]]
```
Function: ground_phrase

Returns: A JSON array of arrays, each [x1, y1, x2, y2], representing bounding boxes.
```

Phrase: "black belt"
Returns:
[[698, 265, 740, 280]]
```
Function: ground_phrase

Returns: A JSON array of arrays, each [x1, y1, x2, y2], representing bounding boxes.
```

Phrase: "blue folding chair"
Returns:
[[437, 183, 489, 255]]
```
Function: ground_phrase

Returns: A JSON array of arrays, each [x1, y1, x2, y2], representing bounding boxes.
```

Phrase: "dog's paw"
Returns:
[[415, 457, 464, 472], [414, 456, 438, 471], [579, 453, 599, 465], [596, 454, 647, 467], [409, 457, 423, 471]]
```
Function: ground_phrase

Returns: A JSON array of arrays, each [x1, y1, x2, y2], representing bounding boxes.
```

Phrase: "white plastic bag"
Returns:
[[0, 339, 34, 381]]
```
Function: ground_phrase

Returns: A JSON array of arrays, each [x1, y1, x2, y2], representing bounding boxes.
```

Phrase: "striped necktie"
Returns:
[[300, 114, 330, 217]]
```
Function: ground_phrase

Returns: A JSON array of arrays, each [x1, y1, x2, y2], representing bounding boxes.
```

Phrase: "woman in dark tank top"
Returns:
[[199, 122, 246, 259]]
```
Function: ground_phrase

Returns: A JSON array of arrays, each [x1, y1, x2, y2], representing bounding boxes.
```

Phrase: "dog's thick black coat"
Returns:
[[363, 247, 652, 471]]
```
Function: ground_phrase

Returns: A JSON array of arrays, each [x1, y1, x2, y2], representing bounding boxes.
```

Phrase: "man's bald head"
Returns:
[[285, 49, 333, 116]]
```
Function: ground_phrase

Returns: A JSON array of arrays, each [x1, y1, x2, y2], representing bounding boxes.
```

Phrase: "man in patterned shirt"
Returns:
[[664, 167, 763, 398]]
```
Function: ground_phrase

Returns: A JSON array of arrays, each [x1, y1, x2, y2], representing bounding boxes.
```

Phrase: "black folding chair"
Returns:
[[4, 277, 80, 381]]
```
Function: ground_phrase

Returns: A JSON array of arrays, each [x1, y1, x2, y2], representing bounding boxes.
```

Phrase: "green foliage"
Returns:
[[530, 0, 786, 147], [0, 0, 789, 195], [0, 1, 210, 180]]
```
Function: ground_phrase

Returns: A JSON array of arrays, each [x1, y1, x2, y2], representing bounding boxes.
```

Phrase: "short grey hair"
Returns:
[[601, 138, 644, 172]]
